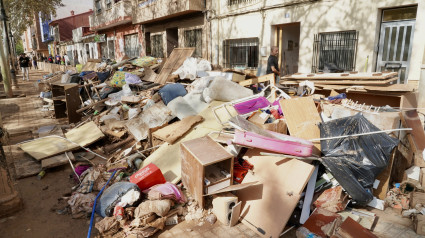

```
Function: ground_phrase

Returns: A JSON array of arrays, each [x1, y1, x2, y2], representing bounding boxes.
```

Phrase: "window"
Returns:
[[184, 29, 202, 58], [151, 34, 164, 58], [312, 31, 358, 72], [124, 34, 140, 58], [108, 40, 115, 59], [106, 0, 112, 9], [95, 0, 102, 14], [223, 38, 259, 69], [382, 6, 417, 22]]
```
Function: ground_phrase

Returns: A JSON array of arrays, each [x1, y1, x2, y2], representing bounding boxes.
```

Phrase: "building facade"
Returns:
[[49, 10, 93, 58], [209, 0, 425, 85], [90, 0, 141, 61], [22, 14, 49, 57], [132, 0, 208, 59]]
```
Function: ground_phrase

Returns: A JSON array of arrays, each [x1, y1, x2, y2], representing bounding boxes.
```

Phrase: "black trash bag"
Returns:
[[319, 113, 398, 205]]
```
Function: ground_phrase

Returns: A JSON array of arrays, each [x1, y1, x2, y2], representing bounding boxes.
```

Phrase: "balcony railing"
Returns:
[[133, 0, 205, 24]]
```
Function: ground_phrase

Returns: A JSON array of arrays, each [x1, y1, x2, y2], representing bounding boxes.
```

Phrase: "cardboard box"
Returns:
[[129, 163, 166, 191], [410, 192, 425, 208], [415, 214, 425, 235], [231, 73, 246, 82], [260, 119, 287, 135]]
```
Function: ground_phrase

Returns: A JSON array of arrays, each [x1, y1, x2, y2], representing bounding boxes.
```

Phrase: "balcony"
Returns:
[[133, 0, 205, 24], [90, 0, 133, 31]]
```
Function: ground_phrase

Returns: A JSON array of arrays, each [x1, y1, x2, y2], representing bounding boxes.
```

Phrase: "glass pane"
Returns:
[[382, 27, 390, 61], [395, 26, 404, 61], [403, 26, 412, 61], [383, 6, 417, 22], [388, 27, 397, 61]]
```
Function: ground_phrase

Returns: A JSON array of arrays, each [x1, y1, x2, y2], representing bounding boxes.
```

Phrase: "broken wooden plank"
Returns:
[[238, 74, 274, 87], [280, 97, 321, 155], [283, 77, 398, 85], [236, 149, 315, 238], [20, 121, 104, 160], [152, 115, 204, 145], [401, 110, 425, 152], [5, 145, 41, 179], [41, 152, 75, 169], [373, 150, 396, 200], [156, 48, 195, 84]]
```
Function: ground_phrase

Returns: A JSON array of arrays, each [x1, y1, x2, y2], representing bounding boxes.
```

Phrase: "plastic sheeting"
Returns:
[[95, 182, 142, 217], [319, 113, 398, 205]]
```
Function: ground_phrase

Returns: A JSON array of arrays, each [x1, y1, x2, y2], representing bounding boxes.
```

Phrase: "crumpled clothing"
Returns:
[[77, 166, 109, 193], [135, 199, 173, 218], [95, 216, 120, 236], [144, 182, 186, 203], [67, 193, 96, 215], [125, 217, 167, 238], [125, 73, 142, 85]]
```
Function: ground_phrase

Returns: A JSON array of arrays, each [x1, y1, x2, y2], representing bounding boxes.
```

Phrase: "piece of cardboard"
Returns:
[[415, 214, 425, 235], [152, 115, 204, 144], [205, 182, 258, 196], [336, 217, 378, 238], [303, 208, 342, 237], [280, 97, 321, 155], [411, 192, 425, 208], [235, 149, 314, 237], [230, 201, 242, 227], [248, 111, 270, 125], [402, 110, 425, 152], [373, 150, 396, 200]]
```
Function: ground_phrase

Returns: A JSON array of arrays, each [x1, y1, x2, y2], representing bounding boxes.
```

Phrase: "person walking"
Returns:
[[48, 54, 53, 63], [64, 53, 70, 66], [266, 46, 281, 84], [19, 53, 30, 81], [32, 55, 38, 70]]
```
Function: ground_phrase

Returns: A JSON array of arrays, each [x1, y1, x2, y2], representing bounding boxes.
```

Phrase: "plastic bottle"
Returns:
[[295, 227, 319, 238]]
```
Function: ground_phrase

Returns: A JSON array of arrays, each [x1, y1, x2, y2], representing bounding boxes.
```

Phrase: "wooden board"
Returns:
[[20, 121, 104, 160], [155, 48, 195, 84], [140, 101, 226, 184], [41, 152, 75, 169], [373, 150, 396, 200], [239, 74, 274, 87], [206, 181, 258, 196], [152, 115, 204, 144], [402, 110, 425, 151], [314, 84, 414, 92], [283, 72, 398, 80], [236, 149, 315, 238], [181, 136, 233, 166], [280, 97, 321, 156], [282, 77, 398, 85], [230, 201, 242, 227], [5, 145, 41, 179]]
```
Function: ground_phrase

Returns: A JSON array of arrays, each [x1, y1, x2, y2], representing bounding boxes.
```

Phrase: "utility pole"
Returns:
[[0, 0, 18, 89], [0, 33, 12, 98]]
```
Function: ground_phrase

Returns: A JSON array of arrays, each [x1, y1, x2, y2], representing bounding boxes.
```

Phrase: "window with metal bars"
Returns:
[[125, 34, 140, 58], [151, 34, 164, 58], [184, 29, 202, 58], [312, 31, 359, 72], [95, 0, 102, 14], [228, 0, 256, 6], [223, 38, 259, 69]]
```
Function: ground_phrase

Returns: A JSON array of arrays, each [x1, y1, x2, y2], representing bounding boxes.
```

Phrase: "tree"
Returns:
[[15, 39, 23, 55], [4, 0, 64, 37]]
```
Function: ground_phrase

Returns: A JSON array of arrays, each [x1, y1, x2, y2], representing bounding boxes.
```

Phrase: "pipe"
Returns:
[[87, 170, 118, 238]]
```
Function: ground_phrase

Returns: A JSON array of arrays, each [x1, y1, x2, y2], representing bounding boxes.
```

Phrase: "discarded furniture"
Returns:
[[52, 83, 81, 123], [181, 136, 234, 207]]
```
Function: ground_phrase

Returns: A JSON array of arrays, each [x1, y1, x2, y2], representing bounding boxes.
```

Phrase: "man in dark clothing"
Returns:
[[266, 46, 280, 84], [19, 53, 30, 81]]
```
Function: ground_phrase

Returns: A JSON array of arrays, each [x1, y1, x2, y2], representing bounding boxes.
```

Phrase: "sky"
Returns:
[[52, 0, 94, 20]]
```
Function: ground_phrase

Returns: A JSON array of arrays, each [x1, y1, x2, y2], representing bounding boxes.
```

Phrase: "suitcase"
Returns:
[[232, 130, 313, 157]]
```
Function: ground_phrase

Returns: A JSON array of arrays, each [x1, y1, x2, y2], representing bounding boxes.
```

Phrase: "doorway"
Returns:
[[274, 23, 300, 75], [166, 28, 178, 57], [377, 6, 417, 84]]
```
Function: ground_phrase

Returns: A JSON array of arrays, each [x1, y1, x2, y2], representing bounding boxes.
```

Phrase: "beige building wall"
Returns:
[[210, 0, 425, 82]]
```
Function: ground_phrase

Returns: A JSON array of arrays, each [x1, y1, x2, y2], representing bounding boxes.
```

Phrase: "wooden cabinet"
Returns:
[[52, 83, 81, 124], [181, 136, 234, 208]]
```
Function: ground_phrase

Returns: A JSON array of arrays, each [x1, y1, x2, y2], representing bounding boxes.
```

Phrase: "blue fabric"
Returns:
[[159, 83, 187, 105], [96, 71, 111, 83], [79, 71, 95, 77]]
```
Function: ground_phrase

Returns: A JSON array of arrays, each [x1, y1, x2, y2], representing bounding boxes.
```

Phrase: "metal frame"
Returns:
[[376, 20, 415, 84]]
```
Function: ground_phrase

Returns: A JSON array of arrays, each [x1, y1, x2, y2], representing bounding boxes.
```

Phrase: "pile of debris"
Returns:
[[12, 47, 425, 237]]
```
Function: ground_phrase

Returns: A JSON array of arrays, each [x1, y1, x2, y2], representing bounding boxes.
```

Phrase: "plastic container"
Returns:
[[129, 163, 166, 191], [295, 227, 319, 238]]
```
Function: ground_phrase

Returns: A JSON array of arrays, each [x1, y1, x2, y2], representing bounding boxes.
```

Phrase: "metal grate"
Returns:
[[151, 35, 164, 58], [223, 38, 259, 69], [228, 0, 257, 6], [184, 29, 202, 58], [312, 31, 359, 72]]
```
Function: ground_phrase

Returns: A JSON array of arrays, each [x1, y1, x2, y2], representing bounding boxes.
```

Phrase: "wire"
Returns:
[[310, 128, 412, 142], [65, 152, 81, 183]]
